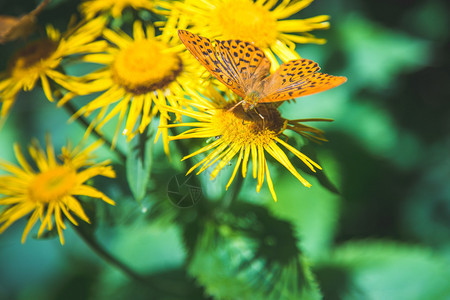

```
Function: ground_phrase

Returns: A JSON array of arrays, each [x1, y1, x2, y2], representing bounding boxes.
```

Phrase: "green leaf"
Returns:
[[401, 151, 450, 246], [267, 155, 341, 260], [290, 143, 340, 195], [188, 202, 322, 300], [340, 14, 430, 91], [314, 240, 450, 300], [89, 221, 201, 299], [126, 129, 153, 202]]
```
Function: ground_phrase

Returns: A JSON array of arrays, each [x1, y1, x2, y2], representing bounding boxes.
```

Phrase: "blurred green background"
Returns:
[[0, 0, 449, 299]]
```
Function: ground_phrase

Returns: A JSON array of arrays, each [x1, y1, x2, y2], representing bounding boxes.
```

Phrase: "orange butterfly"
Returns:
[[0, 0, 50, 44], [178, 30, 347, 112]]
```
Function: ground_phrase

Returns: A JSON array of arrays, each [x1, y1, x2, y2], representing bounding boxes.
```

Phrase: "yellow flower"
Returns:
[[168, 0, 330, 71], [0, 17, 107, 118], [62, 20, 207, 154], [0, 136, 116, 245], [79, 0, 162, 19], [163, 91, 329, 202]]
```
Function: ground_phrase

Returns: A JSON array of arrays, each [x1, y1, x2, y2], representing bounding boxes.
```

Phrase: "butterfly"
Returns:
[[178, 30, 347, 113], [0, 0, 50, 44]]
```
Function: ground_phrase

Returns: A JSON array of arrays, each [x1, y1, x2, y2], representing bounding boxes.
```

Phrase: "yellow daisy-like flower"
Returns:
[[63, 20, 207, 154], [0, 17, 107, 118], [0, 137, 116, 245], [79, 0, 158, 19], [169, 0, 330, 70], [164, 92, 329, 202]]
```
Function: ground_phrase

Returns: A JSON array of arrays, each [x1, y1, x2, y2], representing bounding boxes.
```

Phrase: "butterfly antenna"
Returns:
[[31, 0, 51, 16], [228, 99, 245, 112]]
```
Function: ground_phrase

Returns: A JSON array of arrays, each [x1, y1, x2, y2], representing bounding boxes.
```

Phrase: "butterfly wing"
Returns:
[[259, 59, 347, 103], [214, 39, 271, 94], [178, 30, 270, 98]]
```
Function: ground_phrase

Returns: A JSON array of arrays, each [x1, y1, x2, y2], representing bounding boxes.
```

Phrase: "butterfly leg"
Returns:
[[278, 133, 289, 143], [280, 120, 289, 142], [253, 106, 265, 128], [241, 112, 247, 125]]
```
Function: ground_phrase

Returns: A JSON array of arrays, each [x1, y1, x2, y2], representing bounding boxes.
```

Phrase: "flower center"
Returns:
[[111, 40, 182, 94], [28, 166, 77, 203], [211, 0, 278, 48], [9, 39, 58, 78], [213, 104, 285, 146]]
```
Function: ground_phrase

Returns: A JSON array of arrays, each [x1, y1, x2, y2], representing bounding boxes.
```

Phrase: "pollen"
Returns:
[[28, 166, 77, 203], [111, 40, 182, 94], [213, 104, 285, 146], [210, 0, 277, 48], [9, 39, 58, 79]]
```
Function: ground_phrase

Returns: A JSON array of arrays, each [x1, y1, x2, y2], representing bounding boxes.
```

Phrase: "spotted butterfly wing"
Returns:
[[260, 59, 347, 102], [214, 39, 271, 95], [178, 30, 270, 98]]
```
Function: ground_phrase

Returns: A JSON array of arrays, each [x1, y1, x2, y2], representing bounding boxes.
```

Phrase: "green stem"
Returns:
[[72, 223, 197, 296], [72, 224, 147, 284], [62, 102, 127, 162]]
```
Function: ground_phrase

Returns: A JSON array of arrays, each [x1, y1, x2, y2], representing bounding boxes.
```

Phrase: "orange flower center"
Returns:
[[213, 104, 285, 146], [28, 166, 77, 203], [111, 39, 182, 94], [211, 0, 277, 48]]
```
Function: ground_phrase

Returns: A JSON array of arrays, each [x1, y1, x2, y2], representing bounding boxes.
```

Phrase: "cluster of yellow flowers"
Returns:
[[0, 0, 339, 244]]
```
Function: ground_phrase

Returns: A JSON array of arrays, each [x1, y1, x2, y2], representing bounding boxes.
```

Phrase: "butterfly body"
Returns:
[[178, 30, 347, 111], [241, 90, 261, 111]]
